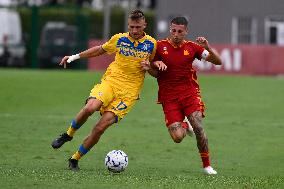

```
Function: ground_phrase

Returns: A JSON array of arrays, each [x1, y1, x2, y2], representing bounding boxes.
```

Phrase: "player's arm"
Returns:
[[59, 45, 106, 68], [140, 59, 158, 77], [196, 37, 222, 65], [140, 60, 167, 78]]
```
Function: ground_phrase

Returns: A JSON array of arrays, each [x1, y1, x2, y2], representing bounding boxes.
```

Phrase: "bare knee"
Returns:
[[173, 137, 183, 143], [83, 99, 102, 116], [168, 122, 186, 143], [82, 106, 95, 116], [172, 134, 183, 143], [188, 111, 202, 125]]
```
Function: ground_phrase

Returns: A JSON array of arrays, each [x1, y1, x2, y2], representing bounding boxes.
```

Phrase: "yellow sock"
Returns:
[[67, 120, 82, 137], [71, 151, 82, 160], [67, 126, 76, 137]]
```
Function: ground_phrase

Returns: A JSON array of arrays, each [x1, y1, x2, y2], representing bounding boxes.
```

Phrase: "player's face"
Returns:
[[128, 18, 146, 40], [169, 23, 188, 45]]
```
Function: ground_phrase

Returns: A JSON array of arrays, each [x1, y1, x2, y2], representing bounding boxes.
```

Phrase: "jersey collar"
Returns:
[[127, 32, 147, 44]]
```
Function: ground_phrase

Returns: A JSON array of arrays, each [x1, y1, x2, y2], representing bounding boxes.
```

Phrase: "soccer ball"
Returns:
[[105, 150, 128, 173]]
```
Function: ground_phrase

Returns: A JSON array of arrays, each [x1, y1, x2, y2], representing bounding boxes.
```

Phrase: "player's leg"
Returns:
[[162, 101, 187, 143], [83, 111, 117, 149], [68, 111, 117, 171], [188, 111, 208, 156], [182, 94, 216, 174], [187, 111, 217, 174], [69, 95, 137, 171], [51, 82, 114, 149], [66, 98, 102, 137], [51, 98, 102, 149]]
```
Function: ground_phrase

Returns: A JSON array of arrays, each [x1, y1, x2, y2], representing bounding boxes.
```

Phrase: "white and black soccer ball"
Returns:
[[105, 150, 128, 173]]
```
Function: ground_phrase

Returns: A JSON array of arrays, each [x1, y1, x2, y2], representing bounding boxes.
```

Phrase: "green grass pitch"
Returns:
[[0, 69, 283, 188]]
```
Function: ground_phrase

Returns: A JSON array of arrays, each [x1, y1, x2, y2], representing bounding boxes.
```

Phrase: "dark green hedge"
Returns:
[[18, 6, 155, 39], [16, 6, 155, 67]]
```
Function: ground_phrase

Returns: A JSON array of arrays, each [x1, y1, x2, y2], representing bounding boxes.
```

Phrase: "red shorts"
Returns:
[[161, 95, 205, 127]]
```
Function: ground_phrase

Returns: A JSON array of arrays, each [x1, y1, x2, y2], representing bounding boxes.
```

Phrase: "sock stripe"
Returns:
[[71, 120, 81, 129], [200, 152, 209, 157], [200, 152, 210, 168], [79, 144, 89, 155]]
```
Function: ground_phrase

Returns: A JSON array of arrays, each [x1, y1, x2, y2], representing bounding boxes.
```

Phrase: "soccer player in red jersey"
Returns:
[[142, 16, 222, 174]]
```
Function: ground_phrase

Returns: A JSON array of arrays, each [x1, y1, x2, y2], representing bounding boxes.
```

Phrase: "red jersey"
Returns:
[[153, 39, 206, 102]]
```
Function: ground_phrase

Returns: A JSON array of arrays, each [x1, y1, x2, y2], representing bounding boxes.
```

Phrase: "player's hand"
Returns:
[[196, 37, 209, 49], [140, 59, 151, 71], [59, 56, 69, 69], [153, 61, 167, 71]]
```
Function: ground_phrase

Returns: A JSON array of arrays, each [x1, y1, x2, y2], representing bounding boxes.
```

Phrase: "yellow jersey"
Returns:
[[101, 32, 156, 98]]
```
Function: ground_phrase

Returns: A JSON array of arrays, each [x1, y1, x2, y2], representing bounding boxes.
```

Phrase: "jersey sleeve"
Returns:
[[149, 40, 157, 61], [152, 41, 162, 61], [194, 43, 208, 60], [101, 34, 119, 54]]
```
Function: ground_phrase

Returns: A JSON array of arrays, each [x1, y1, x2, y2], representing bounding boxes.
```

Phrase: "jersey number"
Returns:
[[115, 101, 127, 110]]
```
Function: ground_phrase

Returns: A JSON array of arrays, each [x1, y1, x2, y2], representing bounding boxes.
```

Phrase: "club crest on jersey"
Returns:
[[184, 50, 190, 56], [163, 46, 168, 54], [142, 43, 149, 51]]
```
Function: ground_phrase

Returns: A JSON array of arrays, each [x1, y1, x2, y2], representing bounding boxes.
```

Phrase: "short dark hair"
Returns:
[[171, 16, 188, 26], [129, 9, 145, 20]]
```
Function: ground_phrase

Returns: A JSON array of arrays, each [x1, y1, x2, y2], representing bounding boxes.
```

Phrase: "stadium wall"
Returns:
[[155, 0, 284, 44], [87, 40, 284, 76]]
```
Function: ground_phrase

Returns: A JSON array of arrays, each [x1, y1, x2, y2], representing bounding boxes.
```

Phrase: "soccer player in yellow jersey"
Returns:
[[51, 10, 158, 171]]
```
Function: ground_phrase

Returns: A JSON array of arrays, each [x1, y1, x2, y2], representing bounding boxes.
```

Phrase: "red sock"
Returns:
[[181, 122, 189, 129], [200, 152, 210, 168]]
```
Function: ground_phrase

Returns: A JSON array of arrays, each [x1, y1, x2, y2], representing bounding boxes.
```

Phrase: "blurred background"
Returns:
[[0, 2, 283, 188], [0, 0, 283, 75]]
